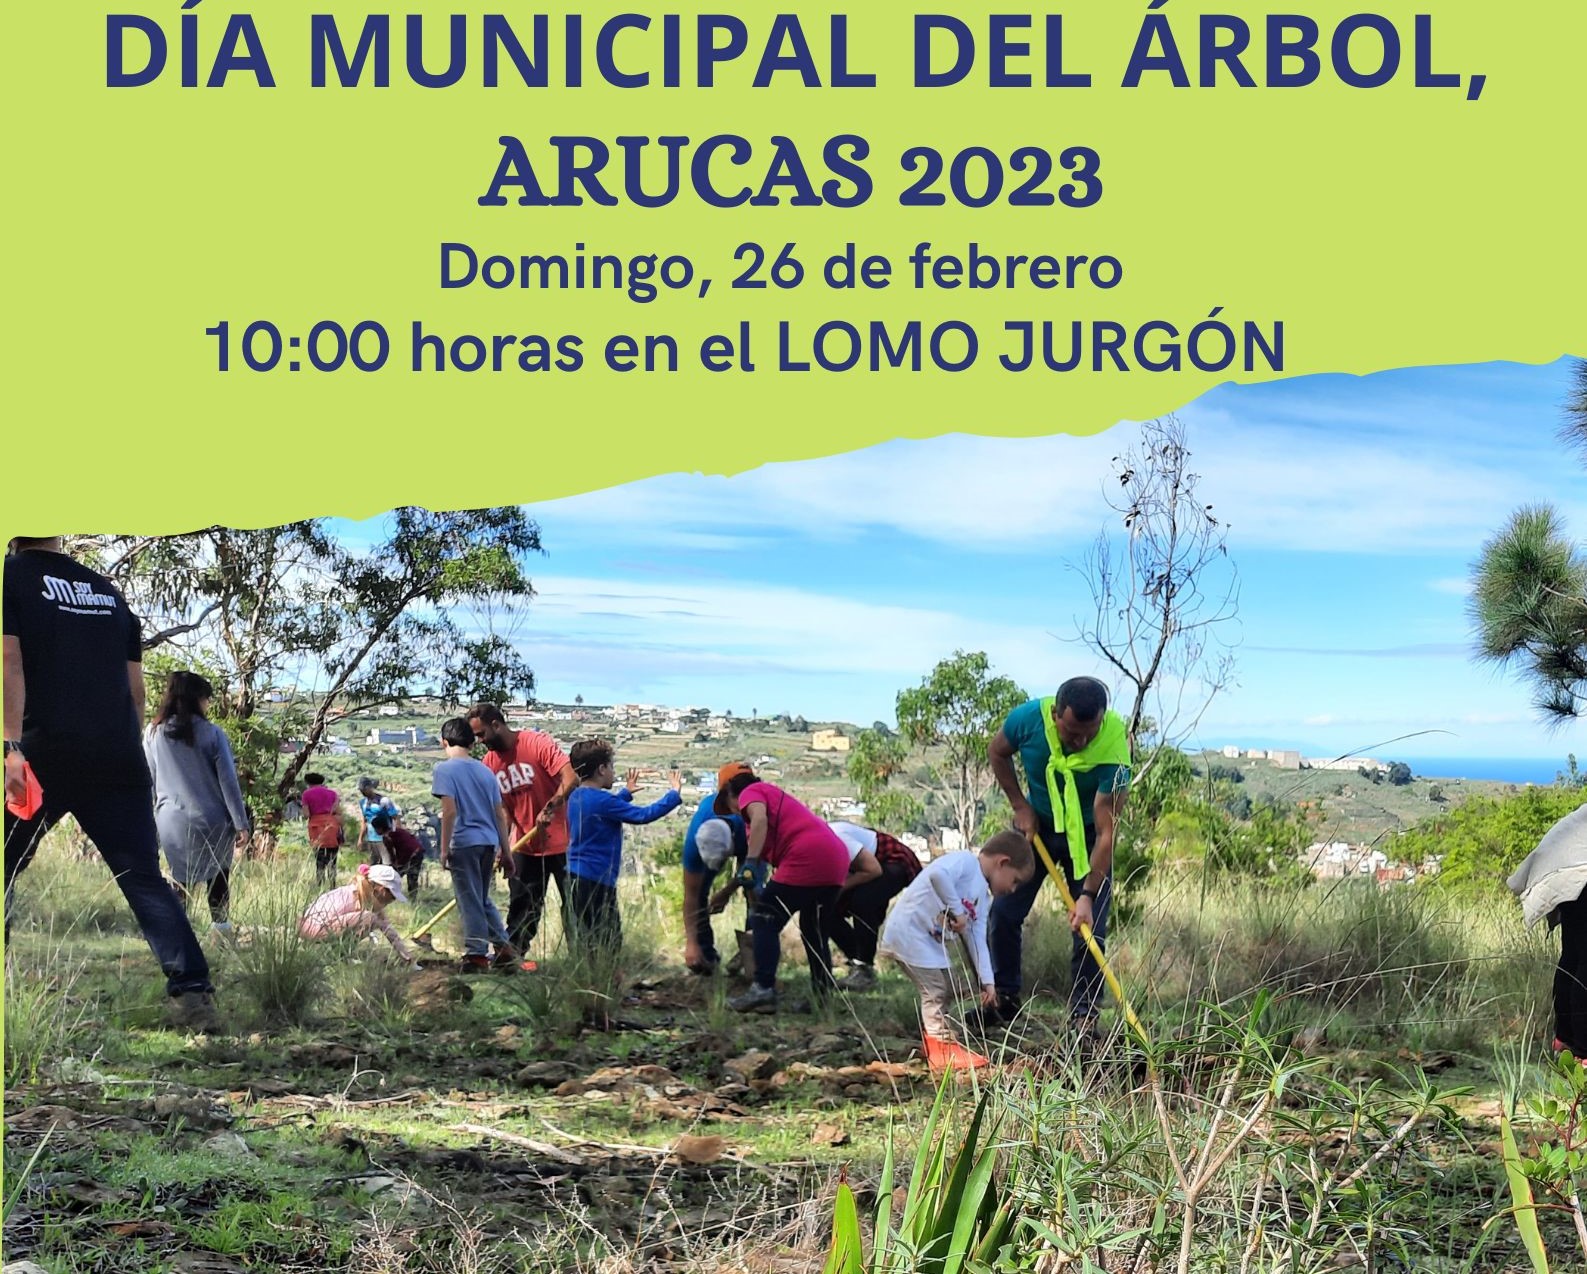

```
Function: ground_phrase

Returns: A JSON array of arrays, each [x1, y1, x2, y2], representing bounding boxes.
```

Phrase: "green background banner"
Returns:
[[3, 1, 1583, 531]]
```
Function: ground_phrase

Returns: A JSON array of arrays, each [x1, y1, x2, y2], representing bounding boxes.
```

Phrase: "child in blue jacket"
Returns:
[[565, 739, 683, 951]]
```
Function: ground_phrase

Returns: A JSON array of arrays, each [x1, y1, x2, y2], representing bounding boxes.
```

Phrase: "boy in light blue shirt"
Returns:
[[432, 718, 518, 973]]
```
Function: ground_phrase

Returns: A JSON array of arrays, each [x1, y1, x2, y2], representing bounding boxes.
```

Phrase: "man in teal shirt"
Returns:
[[985, 676, 1129, 1032]]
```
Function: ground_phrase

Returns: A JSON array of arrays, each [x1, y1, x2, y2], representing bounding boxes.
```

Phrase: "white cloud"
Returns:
[[527, 369, 1587, 558], [523, 574, 1088, 693], [1428, 577, 1475, 596]]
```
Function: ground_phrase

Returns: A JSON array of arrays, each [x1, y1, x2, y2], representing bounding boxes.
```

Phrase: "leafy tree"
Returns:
[[1386, 761, 1413, 786], [1471, 360, 1587, 720], [790, 715, 809, 733], [895, 651, 1027, 845], [1073, 414, 1238, 755], [1427, 784, 1446, 803], [1220, 791, 1254, 820], [1399, 784, 1587, 893], [1208, 763, 1245, 784], [102, 507, 541, 810], [846, 727, 922, 832]]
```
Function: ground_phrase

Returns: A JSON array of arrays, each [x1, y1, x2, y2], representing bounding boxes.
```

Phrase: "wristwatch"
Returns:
[[3, 740, 22, 760], [1079, 886, 1099, 901]]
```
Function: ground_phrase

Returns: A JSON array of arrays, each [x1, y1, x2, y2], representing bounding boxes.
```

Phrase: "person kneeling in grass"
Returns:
[[433, 717, 519, 973], [878, 831, 1034, 1071], [300, 863, 416, 964], [565, 741, 684, 953]]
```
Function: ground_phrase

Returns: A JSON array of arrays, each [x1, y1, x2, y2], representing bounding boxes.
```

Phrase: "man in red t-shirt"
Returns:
[[468, 702, 577, 962]]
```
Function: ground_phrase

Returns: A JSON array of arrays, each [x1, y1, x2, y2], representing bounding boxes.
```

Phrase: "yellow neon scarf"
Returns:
[[1040, 701, 1130, 877]]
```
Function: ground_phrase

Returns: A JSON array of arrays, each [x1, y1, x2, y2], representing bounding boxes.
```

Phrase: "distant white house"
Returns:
[[1221, 745, 1242, 759], [820, 797, 868, 821], [377, 705, 402, 718], [1268, 750, 1302, 770], [1304, 756, 1383, 773], [365, 726, 431, 747]]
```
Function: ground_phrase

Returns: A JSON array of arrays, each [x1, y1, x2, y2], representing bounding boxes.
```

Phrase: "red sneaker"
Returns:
[[519, 960, 539, 973]]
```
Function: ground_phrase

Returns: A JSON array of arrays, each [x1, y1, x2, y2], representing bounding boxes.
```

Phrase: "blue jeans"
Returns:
[[5, 767, 211, 997], [987, 817, 1109, 1019], [447, 845, 510, 957]]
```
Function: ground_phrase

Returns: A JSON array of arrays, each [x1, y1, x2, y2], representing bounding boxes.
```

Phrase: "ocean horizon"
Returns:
[[1381, 756, 1567, 785]]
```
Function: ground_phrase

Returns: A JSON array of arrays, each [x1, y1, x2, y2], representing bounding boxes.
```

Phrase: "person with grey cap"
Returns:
[[357, 777, 401, 865], [1509, 803, 1587, 1059], [680, 799, 747, 974]]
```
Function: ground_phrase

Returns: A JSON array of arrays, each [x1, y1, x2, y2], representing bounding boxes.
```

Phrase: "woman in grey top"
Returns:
[[144, 672, 250, 934]]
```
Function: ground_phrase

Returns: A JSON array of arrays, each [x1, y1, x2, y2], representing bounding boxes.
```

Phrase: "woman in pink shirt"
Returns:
[[300, 863, 416, 963], [712, 763, 850, 1013]]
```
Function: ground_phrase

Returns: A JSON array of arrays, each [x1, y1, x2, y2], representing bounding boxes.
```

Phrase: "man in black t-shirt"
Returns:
[[3, 536, 217, 1029]]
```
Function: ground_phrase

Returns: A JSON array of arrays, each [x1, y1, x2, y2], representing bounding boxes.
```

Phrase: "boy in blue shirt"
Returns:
[[565, 740, 683, 951], [432, 718, 518, 973]]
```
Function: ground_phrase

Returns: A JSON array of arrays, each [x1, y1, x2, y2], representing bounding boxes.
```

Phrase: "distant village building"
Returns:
[[1304, 756, 1383, 773], [1304, 841, 1394, 880], [365, 726, 432, 748], [1221, 745, 1242, 759], [812, 729, 851, 753], [820, 797, 868, 821], [1268, 750, 1302, 770], [377, 705, 402, 718], [1245, 749, 1267, 761]]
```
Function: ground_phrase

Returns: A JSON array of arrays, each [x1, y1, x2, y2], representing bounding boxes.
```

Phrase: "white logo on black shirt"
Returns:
[[41, 574, 119, 614]]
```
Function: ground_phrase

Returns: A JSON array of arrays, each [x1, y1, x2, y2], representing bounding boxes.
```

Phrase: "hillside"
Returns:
[[1193, 752, 1520, 849], [277, 702, 1541, 857]]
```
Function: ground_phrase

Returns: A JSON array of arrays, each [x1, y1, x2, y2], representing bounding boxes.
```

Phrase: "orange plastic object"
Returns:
[[923, 1035, 990, 1072], [5, 760, 43, 820]]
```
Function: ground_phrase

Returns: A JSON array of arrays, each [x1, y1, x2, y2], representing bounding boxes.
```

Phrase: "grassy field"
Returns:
[[4, 808, 1582, 1272]]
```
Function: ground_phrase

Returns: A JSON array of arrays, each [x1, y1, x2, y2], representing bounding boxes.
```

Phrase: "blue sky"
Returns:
[[355, 359, 1587, 761]]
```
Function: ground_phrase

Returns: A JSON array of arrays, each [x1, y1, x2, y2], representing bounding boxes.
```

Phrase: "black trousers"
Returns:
[[750, 881, 841, 995], [567, 875, 622, 953], [507, 850, 569, 951], [176, 869, 231, 924], [314, 845, 339, 884], [1557, 897, 1587, 1053], [827, 860, 915, 964], [4, 765, 211, 996]]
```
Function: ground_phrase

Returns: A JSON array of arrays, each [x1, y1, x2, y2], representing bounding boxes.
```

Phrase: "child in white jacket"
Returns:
[[879, 831, 1034, 1069]]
